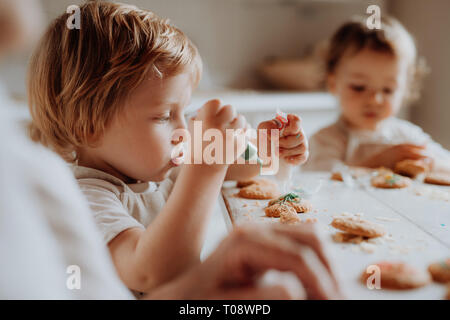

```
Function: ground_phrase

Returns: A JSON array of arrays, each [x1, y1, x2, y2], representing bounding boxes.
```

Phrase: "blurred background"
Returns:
[[1, 0, 449, 148]]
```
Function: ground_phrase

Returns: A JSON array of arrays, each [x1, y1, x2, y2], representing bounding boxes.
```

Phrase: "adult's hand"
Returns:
[[145, 223, 342, 300]]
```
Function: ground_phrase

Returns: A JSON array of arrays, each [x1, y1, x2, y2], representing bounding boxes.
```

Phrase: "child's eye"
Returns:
[[154, 114, 171, 122], [350, 84, 366, 92], [383, 88, 393, 95]]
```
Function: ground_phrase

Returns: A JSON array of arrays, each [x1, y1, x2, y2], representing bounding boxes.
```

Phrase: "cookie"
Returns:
[[266, 203, 295, 218], [331, 216, 386, 238], [361, 261, 431, 290], [267, 193, 311, 213], [331, 167, 371, 182], [332, 232, 366, 244], [279, 205, 301, 225], [446, 284, 450, 300], [428, 258, 450, 283], [424, 172, 450, 186], [371, 172, 411, 189], [238, 182, 280, 199], [394, 159, 430, 178], [236, 178, 277, 188], [331, 172, 343, 182]]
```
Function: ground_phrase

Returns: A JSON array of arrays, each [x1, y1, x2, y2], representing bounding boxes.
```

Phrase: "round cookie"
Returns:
[[371, 173, 411, 189], [428, 258, 450, 283], [265, 203, 295, 218], [238, 183, 280, 200], [331, 216, 386, 238], [331, 172, 343, 182], [237, 178, 276, 188], [424, 172, 450, 186], [394, 159, 430, 178], [361, 262, 431, 290], [332, 232, 365, 244]]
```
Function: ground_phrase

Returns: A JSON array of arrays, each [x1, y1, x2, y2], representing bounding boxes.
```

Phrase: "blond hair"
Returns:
[[326, 16, 428, 105], [28, 0, 202, 161]]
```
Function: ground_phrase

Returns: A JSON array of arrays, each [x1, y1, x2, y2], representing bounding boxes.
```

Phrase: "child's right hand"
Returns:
[[362, 144, 431, 169], [188, 99, 248, 167]]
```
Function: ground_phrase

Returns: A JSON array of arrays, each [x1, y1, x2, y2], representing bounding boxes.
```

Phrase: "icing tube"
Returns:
[[274, 109, 293, 193], [242, 140, 262, 165]]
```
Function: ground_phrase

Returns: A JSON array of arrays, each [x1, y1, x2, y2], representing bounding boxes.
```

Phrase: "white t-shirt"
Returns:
[[304, 116, 450, 171], [71, 166, 175, 245], [0, 87, 132, 299]]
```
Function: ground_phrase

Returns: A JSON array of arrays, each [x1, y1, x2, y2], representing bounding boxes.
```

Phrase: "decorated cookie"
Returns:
[[424, 172, 450, 186], [331, 216, 386, 238], [361, 261, 431, 290], [267, 193, 311, 213], [371, 172, 411, 189], [394, 159, 430, 178], [265, 202, 296, 218], [428, 258, 450, 283], [279, 206, 301, 225]]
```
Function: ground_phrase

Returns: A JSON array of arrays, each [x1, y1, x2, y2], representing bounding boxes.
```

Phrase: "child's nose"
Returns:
[[375, 92, 384, 104], [368, 90, 384, 105]]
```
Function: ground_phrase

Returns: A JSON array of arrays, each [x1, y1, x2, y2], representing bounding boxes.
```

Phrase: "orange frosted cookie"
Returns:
[[428, 258, 450, 283], [371, 172, 411, 189], [236, 178, 276, 188], [424, 172, 450, 186], [331, 216, 386, 238], [237, 178, 280, 200], [238, 183, 280, 200], [394, 159, 430, 178], [361, 262, 431, 290]]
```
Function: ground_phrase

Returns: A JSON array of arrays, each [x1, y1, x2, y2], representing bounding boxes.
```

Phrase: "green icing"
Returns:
[[275, 192, 300, 204]]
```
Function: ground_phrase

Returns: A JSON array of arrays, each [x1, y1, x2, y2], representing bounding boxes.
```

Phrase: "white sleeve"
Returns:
[[0, 105, 132, 299], [77, 181, 145, 244], [396, 120, 450, 161], [303, 127, 347, 171]]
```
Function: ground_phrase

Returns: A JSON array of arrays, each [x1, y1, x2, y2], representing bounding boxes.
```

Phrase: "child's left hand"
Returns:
[[257, 114, 309, 166]]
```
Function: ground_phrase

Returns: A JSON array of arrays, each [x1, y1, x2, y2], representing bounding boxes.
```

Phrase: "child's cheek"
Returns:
[[148, 126, 173, 161]]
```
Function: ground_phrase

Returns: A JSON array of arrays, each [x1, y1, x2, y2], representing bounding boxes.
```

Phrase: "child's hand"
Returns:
[[361, 144, 432, 169], [189, 99, 248, 166], [257, 114, 309, 165]]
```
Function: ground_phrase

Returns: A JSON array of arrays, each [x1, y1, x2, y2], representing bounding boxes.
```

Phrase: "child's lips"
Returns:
[[170, 143, 185, 166], [171, 153, 184, 166], [363, 111, 378, 119]]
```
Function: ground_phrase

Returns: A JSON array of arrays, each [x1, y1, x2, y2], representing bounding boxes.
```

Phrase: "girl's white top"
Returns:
[[303, 116, 450, 171]]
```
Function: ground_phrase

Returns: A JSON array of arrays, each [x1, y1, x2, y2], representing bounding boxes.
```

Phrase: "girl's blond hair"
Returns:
[[28, 1, 202, 161], [326, 16, 428, 106]]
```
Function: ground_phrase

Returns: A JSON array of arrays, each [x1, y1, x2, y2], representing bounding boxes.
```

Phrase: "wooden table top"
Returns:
[[220, 171, 450, 299]]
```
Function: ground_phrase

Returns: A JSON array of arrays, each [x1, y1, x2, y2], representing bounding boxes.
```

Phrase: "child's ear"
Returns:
[[327, 73, 337, 95]]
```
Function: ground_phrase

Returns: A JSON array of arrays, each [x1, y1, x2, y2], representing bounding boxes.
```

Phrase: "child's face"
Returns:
[[91, 72, 194, 182], [328, 47, 408, 130]]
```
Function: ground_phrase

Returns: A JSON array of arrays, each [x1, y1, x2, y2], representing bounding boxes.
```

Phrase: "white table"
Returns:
[[219, 172, 450, 300]]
